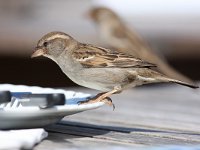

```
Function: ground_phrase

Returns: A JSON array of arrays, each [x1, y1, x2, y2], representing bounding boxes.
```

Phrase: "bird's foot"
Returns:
[[100, 96, 115, 111], [78, 92, 115, 110]]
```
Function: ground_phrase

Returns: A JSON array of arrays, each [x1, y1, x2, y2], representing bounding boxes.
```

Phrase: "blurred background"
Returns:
[[0, 0, 199, 87]]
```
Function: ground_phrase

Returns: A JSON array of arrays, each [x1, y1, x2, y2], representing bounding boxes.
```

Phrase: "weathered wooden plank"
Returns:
[[35, 84, 200, 149], [35, 130, 141, 150], [45, 123, 200, 146], [57, 120, 200, 142], [67, 85, 200, 132]]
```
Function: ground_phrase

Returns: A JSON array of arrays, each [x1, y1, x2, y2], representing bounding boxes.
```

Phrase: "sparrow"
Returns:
[[89, 7, 195, 85], [31, 32, 198, 107]]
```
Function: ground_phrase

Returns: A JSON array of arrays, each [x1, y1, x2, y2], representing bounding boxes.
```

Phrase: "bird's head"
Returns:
[[89, 7, 119, 24], [31, 31, 77, 59]]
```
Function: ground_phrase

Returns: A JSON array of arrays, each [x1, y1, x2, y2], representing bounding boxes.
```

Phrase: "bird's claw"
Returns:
[[101, 97, 115, 111], [78, 94, 115, 111]]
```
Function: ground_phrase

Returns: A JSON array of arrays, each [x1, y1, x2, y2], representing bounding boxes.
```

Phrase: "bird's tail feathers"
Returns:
[[159, 76, 199, 89]]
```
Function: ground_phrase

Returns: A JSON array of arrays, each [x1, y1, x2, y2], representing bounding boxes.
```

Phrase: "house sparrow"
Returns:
[[31, 32, 198, 107], [89, 7, 195, 85]]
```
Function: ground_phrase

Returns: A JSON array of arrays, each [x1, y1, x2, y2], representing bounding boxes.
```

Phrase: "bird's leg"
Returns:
[[78, 86, 121, 110], [95, 87, 120, 101]]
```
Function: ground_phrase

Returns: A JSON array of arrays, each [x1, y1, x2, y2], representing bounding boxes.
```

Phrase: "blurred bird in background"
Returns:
[[89, 7, 195, 85]]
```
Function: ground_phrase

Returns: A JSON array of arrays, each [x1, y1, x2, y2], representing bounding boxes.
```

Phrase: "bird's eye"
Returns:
[[43, 42, 48, 47]]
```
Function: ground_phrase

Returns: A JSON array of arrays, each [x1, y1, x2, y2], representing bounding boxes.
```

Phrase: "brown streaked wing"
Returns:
[[72, 44, 156, 68]]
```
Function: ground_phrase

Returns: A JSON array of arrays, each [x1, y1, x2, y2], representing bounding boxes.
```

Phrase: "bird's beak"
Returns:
[[84, 10, 98, 23], [83, 10, 91, 19], [31, 46, 46, 58]]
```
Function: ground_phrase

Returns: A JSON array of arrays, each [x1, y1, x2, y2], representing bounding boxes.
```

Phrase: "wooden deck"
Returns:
[[34, 84, 200, 149]]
